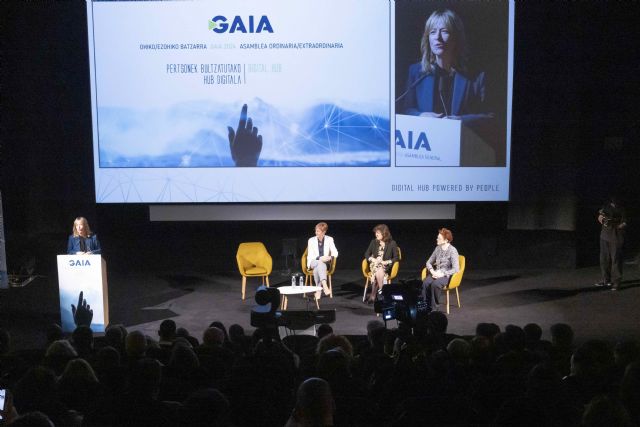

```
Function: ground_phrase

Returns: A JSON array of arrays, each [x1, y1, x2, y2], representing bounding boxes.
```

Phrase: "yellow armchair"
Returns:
[[236, 242, 273, 300], [301, 247, 337, 297], [421, 255, 466, 314], [362, 247, 402, 302]]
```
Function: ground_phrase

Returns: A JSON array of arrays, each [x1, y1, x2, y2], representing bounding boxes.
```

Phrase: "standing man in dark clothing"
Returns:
[[596, 197, 627, 290]]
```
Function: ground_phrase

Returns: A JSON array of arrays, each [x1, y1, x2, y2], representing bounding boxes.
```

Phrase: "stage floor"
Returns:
[[3, 264, 640, 349]]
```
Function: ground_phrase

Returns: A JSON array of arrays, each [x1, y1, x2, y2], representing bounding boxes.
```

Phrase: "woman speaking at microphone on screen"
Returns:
[[67, 217, 101, 255], [402, 8, 492, 125]]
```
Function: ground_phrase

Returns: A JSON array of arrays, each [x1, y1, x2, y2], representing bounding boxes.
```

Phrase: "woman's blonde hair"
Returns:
[[72, 217, 92, 237], [315, 222, 329, 233], [420, 9, 467, 74]]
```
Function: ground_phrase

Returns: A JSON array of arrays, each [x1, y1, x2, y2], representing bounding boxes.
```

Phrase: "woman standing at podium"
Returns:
[[67, 217, 101, 255], [401, 8, 492, 124]]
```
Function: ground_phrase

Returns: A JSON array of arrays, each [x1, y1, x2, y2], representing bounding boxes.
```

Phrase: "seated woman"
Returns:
[[422, 228, 459, 311], [364, 224, 399, 303], [67, 217, 101, 255], [306, 222, 338, 299]]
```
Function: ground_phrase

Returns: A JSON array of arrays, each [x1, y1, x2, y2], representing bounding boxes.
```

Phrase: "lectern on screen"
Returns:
[[57, 255, 109, 333]]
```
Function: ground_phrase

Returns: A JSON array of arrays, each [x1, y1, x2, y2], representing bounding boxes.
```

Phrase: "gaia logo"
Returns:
[[208, 15, 274, 33], [395, 130, 432, 151], [69, 259, 91, 267]]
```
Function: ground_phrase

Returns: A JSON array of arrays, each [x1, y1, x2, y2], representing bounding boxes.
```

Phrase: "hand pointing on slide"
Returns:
[[228, 104, 263, 167], [72, 291, 94, 327]]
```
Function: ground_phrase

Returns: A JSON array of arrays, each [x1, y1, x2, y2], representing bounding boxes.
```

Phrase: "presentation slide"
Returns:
[[87, 0, 513, 203]]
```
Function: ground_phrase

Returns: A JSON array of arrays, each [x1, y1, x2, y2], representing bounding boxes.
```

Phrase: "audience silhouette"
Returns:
[[1, 317, 639, 426]]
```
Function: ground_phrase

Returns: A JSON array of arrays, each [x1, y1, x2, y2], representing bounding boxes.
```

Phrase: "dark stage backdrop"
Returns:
[[1, 1, 639, 277]]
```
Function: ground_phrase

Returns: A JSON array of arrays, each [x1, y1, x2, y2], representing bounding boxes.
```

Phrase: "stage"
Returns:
[[3, 263, 639, 350]]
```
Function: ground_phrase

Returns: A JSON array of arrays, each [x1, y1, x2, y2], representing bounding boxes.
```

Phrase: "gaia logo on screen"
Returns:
[[396, 130, 431, 151], [208, 15, 274, 33]]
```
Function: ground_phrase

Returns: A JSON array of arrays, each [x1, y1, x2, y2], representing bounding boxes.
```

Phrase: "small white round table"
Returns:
[[278, 285, 322, 310]]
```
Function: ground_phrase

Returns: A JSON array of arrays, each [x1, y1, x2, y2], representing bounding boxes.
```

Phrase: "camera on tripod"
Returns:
[[374, 280, 429, 326]]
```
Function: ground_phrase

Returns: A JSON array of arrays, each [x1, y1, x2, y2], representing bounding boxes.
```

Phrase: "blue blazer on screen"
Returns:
[[402, 62, 492, 124], [67, 234, 101, 255]]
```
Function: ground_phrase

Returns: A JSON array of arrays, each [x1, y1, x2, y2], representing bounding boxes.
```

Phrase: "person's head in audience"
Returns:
[[180, 388, 231, 427], [582, 394, 633, 427], [475, 322, 500, 339], [469, 335, 494, 371], [316, 334, 353, 357], [129, 358, 162, 399], [95, 345, 121, 371], [13, 366, 58, 415], [228, 324, 246, 344], [526, 362, 563, 401], [125, 330, 148, 359], [447, 338, 471, 365], [59, 358, 99, 385], [317, 347, 351, 381], [158, 319, 177, 342], [45, 339, 77, 357], [174, 336, 192, 348], [209, 321, 229, 344], [427, 310, 448, 335], [286, 377, 334, 427], [0, 328, 10, 355], [614, 341, 639, 369], [252, 326, 281, 348], [550, 323, 574, 350], [6, 411, 55, 427], [44, 339, 77, 375], [228, 323, 244, 338], [203, 327, 225, 347], [524, 323, 542, 344], [105, 323, 126, 351], [72, 325, 94, 352], [317, 323, 333, 340], [503, 324, 526, 352], [252, 327, 289, 359], [177, 327, 200, 347], [169, 341, 200, 375], [45, 324, 63, 346], [570, 339, 614, 379]]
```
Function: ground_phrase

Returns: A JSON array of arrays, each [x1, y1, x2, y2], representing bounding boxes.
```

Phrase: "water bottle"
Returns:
[[299, 275, 305, 287], [291, 275, 297, 287]]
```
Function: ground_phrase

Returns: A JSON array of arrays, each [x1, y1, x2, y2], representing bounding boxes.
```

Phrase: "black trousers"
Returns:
[[600, 238, 623, 286], [422, 275, 450, 311]]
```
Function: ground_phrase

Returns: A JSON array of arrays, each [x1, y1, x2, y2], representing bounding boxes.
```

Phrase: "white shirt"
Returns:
[[306, 235, 339, 268]]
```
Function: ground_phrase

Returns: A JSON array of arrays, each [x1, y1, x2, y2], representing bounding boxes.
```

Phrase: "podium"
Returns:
[[57, 255, 109, 333], [396, 114, 462, 166], [395, 114, 496, 166]]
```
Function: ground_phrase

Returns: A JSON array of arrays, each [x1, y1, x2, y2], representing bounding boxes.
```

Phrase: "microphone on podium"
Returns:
[[395, 71, 430, 103]]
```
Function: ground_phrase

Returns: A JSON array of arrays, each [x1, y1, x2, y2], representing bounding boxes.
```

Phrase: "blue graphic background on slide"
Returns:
[[98, 99, 390, 167]]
